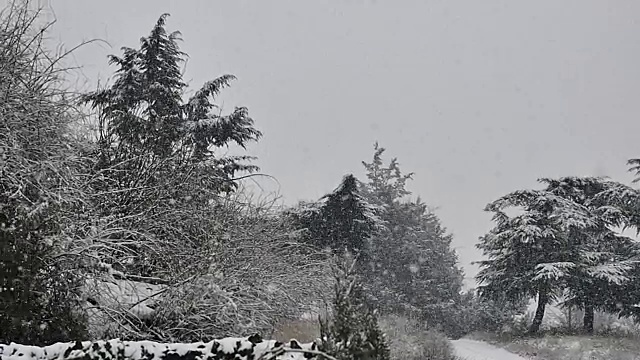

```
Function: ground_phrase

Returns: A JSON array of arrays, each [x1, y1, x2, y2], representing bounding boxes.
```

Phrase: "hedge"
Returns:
[[0, 335, 321, 360]]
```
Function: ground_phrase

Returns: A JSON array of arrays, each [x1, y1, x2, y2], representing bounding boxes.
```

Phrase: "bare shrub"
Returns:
[[80, 188, 334, 342], [0, 0, 92, 344]]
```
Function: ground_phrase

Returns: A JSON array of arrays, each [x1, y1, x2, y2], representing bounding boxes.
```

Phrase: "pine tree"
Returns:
[[82, 13, 261, 198], [627, 158, 640, 183], [540, 176, 640, 333], [477, 188, 594, 333], [319, 175, 380, 254], [477, 177, 640, 333], [80, 14, 262, 278], [84, 13, 262, 161], [360, 142, 413, 208], [319, 254, 390, 360], [359, 143, 463, 334], [289, 174, 380, 255]]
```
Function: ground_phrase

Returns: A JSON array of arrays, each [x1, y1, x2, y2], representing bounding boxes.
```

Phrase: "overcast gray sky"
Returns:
[[43, 0, 640, 286]]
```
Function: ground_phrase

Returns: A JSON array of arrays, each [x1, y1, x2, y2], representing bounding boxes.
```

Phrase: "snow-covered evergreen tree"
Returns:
[[359, 144, 464, 335], [477, 187, 596, 333], [541, 177, 640, 332], [477, 176, 640, 333], [289, 174, 381, 255], [80, 14, 262, 278], [319, 254, 390, 360], [83, 14, 261, 173]]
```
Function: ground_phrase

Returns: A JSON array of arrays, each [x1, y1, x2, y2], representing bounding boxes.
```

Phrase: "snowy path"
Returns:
[[450, 339, 528, 360]]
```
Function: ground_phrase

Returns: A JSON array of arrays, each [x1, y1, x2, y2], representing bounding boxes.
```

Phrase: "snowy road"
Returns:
[[450, 339, 528, 360]]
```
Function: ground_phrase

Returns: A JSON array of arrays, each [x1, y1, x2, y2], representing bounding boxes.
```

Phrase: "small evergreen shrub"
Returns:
[[319, 255, 390, 360]]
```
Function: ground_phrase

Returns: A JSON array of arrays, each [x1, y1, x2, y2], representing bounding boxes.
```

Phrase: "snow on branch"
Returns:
[[532, 262, 576, 281]]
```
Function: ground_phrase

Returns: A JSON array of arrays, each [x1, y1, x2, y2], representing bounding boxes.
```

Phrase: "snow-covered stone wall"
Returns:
[[0, 335, 320, 360]]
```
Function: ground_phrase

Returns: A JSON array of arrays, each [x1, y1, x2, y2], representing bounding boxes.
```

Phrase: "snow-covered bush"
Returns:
[[77, 190, 333, 342], [0, 0, 89, 345]]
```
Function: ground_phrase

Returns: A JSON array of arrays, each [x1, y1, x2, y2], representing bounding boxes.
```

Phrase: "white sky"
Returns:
[[38, 0, 640, 287]]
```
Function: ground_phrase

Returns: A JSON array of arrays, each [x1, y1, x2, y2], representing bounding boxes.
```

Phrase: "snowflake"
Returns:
[[408, 264, 420, 274]]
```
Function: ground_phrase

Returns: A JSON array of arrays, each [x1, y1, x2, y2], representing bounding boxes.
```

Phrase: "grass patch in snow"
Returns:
[[469, 332, 640, 360], [379, 315, 456, 360], [271, 319, 321, 343]]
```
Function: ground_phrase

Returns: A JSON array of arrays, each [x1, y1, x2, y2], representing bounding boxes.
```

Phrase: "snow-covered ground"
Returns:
[[451, 339, 527, 360]]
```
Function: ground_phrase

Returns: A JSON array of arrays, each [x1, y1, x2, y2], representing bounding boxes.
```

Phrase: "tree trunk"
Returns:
[[529, 291, 548, 334], [583, 301, 594, 334]]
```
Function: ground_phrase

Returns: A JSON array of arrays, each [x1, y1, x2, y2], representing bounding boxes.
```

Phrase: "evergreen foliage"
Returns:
[[288, 174, 380, 255], [82, 13, 261, 169], [319, 255, 390, 360], [477, 176, 640, 333], [358, 144, 464, 335], [289, 144, 465, 336], [79, 13, 263, 279]]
